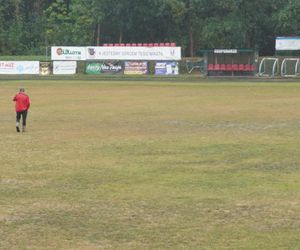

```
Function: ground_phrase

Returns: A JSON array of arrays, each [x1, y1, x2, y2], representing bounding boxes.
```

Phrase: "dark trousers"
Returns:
[[16, 110, 28, 126]]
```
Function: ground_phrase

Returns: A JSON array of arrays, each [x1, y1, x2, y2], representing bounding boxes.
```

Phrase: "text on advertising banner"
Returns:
[[51, 47, 86, 60], [0, 61, 40, 74], [155, 61, 179, 75], [86, 47, 181, 61], [85, 61, 123, 74], [53, 61, 77, 74], [124, 61, 148, 75]]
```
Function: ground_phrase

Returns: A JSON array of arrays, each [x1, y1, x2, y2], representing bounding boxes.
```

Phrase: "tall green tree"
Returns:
[[69, 0, 104, 45], [0, 0, 296, 56], [44, 0, 73, 45], [276, 0, 300, 35]]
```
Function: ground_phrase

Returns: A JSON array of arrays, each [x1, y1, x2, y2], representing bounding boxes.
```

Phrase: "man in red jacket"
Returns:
[[13, 88, 30, 132]]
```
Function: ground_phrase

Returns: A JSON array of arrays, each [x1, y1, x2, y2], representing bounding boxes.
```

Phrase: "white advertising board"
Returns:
[[0, 61, 40, 74], [53, 61, 77, 74], [276, 37, 300, 50], [86, 46, 181, 60], [51, 47, 86, 60]]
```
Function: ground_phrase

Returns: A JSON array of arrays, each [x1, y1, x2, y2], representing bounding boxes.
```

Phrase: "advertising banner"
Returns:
[[51, 47, 86, 60], [40, 62, 51, 75], [85, 61, 123, 74], [276, 37, 300, 50], [0, 61, 39, 74], [53, 61, 77, 74], [85, 62, 101, 74], [86, 46, 181, 61], [124, 61, 148, 75], [155, 61, 179, 75]]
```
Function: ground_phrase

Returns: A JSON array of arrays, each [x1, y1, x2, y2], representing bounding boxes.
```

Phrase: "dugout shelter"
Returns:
[[201, 49, 258, 77]]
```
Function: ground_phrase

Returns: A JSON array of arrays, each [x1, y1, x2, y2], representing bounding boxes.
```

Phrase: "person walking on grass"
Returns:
[[13, 88, 30, 132]]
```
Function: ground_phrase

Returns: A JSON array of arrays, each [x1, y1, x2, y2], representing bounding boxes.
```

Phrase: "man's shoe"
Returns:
[[22, 126, 26, 132], [16, 126, 20, 132]]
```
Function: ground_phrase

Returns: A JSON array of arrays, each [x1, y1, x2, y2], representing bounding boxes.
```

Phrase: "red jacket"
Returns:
[[13, 92, 30, 112]]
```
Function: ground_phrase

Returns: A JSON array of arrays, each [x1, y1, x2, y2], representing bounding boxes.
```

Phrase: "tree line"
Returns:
[[0, 0, 299, 57]]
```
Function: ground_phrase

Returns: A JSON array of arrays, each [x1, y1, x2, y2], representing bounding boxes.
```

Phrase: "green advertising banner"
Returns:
[[86, 62, 101, 74]]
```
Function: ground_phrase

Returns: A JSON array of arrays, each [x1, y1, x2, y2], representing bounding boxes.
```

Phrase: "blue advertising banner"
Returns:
[[155, 61, 179, 75]]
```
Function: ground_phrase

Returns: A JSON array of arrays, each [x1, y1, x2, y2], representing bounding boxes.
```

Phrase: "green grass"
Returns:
[[0, 80, 300, 249]]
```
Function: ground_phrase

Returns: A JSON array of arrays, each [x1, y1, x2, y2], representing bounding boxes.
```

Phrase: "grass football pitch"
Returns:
[[0, 80, 300, 249]]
